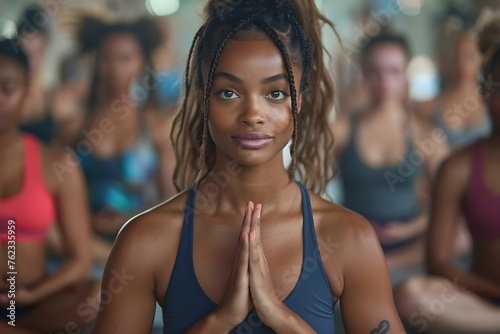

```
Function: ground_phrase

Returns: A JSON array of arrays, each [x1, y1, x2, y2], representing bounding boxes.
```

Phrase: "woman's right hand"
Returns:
[[213, 202, 254, 329]]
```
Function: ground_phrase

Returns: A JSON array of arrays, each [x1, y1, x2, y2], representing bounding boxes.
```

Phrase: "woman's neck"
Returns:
[[201, 153, 296, 214], [369, 99, 406, 122], [0, 127, 23, 153], [451, 80, 478, 94]]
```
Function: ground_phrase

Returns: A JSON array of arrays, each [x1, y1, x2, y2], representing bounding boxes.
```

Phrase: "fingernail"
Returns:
[[241, 232, 245, 240]]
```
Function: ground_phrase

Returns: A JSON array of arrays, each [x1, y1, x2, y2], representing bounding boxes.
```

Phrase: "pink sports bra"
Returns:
[[0, 135, 56, 243]]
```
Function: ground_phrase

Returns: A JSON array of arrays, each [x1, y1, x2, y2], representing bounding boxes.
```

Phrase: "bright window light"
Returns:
[[398, 0, 422, 16], [0, 19, 17, 38], [146, 0, 179, 17]]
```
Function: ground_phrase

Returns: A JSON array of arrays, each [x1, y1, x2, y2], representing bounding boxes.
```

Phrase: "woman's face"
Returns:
[[453, 36, 481, 83], [0, 57, 27, 132], [208, 34, 302, 167], [98, 33, 144, 94], [364, 43, 408, 105]]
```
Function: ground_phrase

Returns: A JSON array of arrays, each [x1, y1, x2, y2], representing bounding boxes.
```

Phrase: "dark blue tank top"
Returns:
[[162, 182, 335, 333], [339, 116, 421, 223]]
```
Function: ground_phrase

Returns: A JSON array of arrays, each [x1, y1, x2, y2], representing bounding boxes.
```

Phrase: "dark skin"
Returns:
[[56, 33, 176, 262], [427, 61, 500, 298], [0, 56, 99, 333], [394, 60, 500, 334], [91, 37, 404, 333]]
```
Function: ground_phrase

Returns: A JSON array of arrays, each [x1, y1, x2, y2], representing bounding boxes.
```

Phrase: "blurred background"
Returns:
[[2, 0, 500, 333], [0, 0, 498, 100]]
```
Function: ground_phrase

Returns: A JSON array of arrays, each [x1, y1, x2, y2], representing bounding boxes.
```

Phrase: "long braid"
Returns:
[[196, 17, 257, 184], [172, 24, 207, 189], [254, 20, 300, 180]]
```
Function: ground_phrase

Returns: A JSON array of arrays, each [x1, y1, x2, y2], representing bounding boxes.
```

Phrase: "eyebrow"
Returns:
[[214, 72, 243, 83], [213, 72, 289, 85], [262, 73, 288, 84]]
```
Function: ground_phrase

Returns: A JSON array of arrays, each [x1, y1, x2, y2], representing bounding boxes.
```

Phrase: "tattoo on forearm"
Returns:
[[369, 320, 390, 334]]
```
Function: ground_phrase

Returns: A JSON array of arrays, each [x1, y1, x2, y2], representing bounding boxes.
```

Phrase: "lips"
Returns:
[[231, 132, 274, 149]]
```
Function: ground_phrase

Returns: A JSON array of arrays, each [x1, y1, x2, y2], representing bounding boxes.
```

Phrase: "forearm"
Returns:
[[406, 213, 428, 236], [184, 308, 236, 334], [30, 256, 91, 302], [265, 305, 316, 334], [429, 265, 500, 299]]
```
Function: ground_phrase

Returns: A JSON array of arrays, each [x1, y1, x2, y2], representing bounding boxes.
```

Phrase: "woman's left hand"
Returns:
[[248, 203, 288, 328]]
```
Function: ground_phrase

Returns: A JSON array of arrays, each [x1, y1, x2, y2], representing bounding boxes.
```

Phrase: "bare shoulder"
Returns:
[[39, 143, 83, 192], [309, 192, 379, 256], [115, 191, 190, 254], [106, 191, 191, 297], [308, 192, 383, 295], [438, 144, 473, 181]]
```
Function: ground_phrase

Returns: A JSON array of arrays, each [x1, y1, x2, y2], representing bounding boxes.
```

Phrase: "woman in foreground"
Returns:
[[91, 1, 405, 333]]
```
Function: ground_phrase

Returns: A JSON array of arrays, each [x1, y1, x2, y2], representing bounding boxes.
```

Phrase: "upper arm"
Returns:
[[426, 151, 470, 273], [51, 151, 92, 267], [91, 217, 159, 334], [339, 215, 405, 333]]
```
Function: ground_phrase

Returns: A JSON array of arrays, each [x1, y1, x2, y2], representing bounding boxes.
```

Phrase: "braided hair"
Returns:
[[172, 0, 338, 194]]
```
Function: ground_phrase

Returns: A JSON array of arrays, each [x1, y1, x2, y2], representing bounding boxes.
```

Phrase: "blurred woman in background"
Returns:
[[0, 37, 98, 333], [395, 15, 500, 334], [420, 30, 491, 149], [333, 32, 449, 274], [17, 5, 57, 144], [68, 16, 175, 262]]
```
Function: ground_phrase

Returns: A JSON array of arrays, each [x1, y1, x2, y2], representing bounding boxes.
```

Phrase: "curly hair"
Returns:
[[172, 0, 339, 194]]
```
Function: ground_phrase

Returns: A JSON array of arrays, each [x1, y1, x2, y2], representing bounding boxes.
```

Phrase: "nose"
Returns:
[[238, 96, 265, 126]]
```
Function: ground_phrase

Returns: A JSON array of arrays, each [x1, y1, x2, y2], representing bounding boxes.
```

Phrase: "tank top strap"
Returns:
[[296, 182, 321, 259], [23, 135, 43, 187], [181, 185, 198, 259]]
